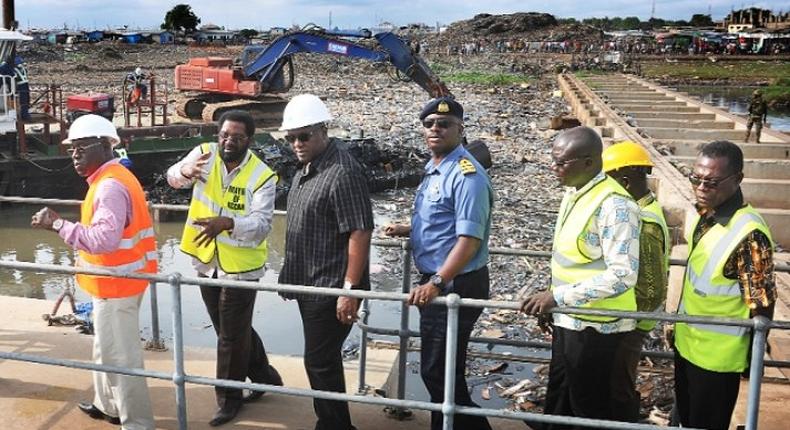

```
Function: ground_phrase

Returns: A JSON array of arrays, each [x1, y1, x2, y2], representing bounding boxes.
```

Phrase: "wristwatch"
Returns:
[[52, 218, 64, 232], [343, 281, 359, 290], [429, 274, 445, 290]]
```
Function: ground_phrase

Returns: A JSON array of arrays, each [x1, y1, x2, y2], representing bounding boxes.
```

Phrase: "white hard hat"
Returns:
[[64, 114, 120, 146], [135, 67, 142, 75], [279, 94, 333, 131]]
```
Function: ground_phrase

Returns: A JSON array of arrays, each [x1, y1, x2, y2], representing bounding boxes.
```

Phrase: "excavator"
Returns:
[[174, 29, 450, 125]]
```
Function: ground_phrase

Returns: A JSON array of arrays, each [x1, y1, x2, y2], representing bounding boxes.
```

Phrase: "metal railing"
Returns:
[[2, 195, 790, 429], [1, 259, 787, 430]]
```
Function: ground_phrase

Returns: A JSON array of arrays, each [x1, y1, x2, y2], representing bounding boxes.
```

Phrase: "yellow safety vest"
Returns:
[[180, 143, 277, 274], [675, 204, 772, 372], [551, 176, 637, 322], [635, 199, 670, 331]]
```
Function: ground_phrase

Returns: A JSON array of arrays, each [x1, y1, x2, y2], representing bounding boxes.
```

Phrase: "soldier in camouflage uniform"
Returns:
[[745, 89, 768, 143]]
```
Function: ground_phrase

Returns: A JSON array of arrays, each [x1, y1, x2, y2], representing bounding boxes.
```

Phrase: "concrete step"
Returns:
[[755, 208, 790, 246], [609, 100, 687, 106], [595, 88, 653, 93], [617, 105, 701, 113], [642, 127, 745, 140], [742, 178, 790, 209], [657, 139, 790, 159], [598, 92, 668, 100], [630, 112, 717, 121], [669, 156, 790, 179], [635, 118, 735, 129]]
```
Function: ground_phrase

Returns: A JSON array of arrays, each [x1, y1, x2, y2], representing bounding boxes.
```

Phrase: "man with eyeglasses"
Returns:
[[673, 140, 775, 430], [31, 114, 157, 429], [520, 126, 641, 429], [167, 110, 282, 426], [278, 94, 373, 430], [385, 96, 493, 430]]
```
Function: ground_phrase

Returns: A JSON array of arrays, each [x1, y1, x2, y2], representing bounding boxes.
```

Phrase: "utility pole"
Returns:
[[651, 0, 656, 20], [329, 10, 332, 29]]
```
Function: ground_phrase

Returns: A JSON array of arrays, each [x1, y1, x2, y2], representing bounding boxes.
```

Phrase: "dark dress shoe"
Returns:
[[209, 404, 241, 427], [243, 366, 283, 402], [78, 402, 121, 425]]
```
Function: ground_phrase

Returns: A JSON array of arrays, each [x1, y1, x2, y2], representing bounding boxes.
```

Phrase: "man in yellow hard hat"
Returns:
[[602, 140, 670, 423]]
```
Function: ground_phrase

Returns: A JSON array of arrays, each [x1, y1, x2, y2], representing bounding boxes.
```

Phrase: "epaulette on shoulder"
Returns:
[[458, 157, 477, 175]]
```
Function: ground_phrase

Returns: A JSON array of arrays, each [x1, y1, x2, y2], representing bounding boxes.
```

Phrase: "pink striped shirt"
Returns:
[[58, 160, 133, 254]]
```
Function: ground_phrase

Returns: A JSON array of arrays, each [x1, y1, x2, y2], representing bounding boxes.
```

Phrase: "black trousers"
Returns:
[[609, 329, 646, 423], [199, 275, 277, 409], [419, 266, 493, 430], [531, 326, 629, 430], [298, 298, 355, 430], [674, 350, 741, 430]]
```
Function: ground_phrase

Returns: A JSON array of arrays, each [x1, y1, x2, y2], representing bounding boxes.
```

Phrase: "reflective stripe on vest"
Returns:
[[77, 163, 157, 298], [179, 143, 277, 274], [14, 65, 28, 84], [550, 175, 637, 323], [677, 301, 750, 337], [675, 204, 773, 372], [686, 211, 764, 297], [118, 227, 155, 250], [635, 200, 670, 332]]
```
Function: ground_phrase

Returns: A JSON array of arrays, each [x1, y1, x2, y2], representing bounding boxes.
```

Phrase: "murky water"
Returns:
[[676, 85, 790, 132], [0, 204, 414, 356]]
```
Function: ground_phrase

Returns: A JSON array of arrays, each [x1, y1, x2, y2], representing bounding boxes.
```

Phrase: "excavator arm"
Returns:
[[242, 31, 451, 98]]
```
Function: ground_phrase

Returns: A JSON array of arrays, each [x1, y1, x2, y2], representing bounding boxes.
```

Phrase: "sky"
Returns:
[[17, 0, 790, 31]]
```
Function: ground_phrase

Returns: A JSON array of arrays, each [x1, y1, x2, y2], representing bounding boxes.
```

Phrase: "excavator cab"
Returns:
[[0, 29, 33, 134]]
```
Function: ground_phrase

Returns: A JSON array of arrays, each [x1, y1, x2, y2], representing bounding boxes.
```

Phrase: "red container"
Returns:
[[66, 93, 114, 113]]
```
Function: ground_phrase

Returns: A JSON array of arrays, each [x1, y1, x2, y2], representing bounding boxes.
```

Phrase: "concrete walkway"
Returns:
[[0, 296, 524, 430]]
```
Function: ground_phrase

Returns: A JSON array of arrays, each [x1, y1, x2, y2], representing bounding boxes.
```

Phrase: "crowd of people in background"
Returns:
[[430, 36, 788, 56]]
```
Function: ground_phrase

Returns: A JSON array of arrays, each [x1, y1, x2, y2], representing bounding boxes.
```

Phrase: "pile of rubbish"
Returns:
[[449, 12, 558, 37], [432, 12, 603, 45]]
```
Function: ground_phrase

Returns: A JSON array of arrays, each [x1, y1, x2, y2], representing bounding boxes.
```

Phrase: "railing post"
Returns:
[[745, 316, 770, 430], [442, 293, 461, 430], [169, 273, 188, 430], [357, 297, 370, 394], [145, 281, 165, 350], [393, 241, 413, 419]]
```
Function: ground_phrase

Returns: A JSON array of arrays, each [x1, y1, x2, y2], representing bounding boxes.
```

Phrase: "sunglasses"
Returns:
[[689, 173, 737, 189], [284, 129, 316, 144], [422, 118, 457, 129], [64, 140, 104, 155], [218, 132, 248, 144], [551, 156, 589, 168]]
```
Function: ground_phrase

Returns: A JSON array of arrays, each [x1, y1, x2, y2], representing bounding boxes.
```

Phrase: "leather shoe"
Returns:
[[243, 366, 283, 402], [209, 403, 241, 427], [78, 402, 121, 425]]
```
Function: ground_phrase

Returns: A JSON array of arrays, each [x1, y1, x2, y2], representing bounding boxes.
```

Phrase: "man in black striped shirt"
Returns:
[[278, 94, 373, 430]]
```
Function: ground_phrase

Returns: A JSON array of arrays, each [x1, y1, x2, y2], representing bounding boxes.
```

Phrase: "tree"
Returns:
[[622, 17, 641, 30], [161, 4, 201, 33], [238, 28, 258, 40], [690, 14, 714, 27]]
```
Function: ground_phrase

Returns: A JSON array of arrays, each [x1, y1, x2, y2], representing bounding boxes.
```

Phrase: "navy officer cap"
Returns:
[[419, 97, 463, 120]]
